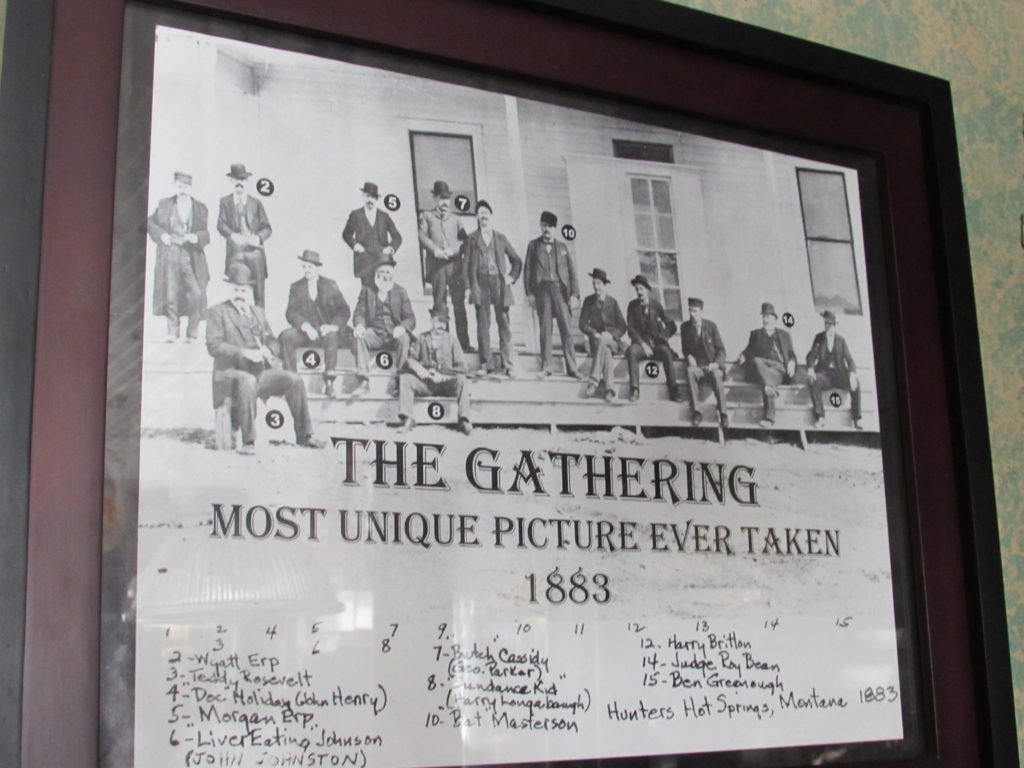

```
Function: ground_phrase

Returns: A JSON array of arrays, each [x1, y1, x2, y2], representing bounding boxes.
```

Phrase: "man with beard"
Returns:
[[806, 309, 863, 429], [205, 263, 323, 454], [679, 297, 729, 427], [397, 306, 473, 435], [736, 302, 798, 427], [523, 210, 582, 378], [463, 199, 521, 375], [578, 267, 627, 402], [419, 180, 472, 351], [342, 181, 403, 287], [217, 163, 273, 308], [350, 257, 416, 397], [278, 250, 351, 398], [147, 171, 210, 341]]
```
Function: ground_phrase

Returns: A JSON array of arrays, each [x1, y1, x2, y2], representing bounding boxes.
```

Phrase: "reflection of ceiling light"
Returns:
[[136, 540, 341, 622]]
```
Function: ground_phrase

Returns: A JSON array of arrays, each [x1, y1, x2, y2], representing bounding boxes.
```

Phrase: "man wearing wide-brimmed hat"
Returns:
[[522, 210, 582, 378], [350, 255, 416, 396], [217, 163, 273, 308], [397, 305, 473, 435], [736, 301, 798, 427], [147, 171, 210, 341], [278, 250, 352, 398], [579, 267, 627, 402], [463, 199, 522, 375], [680, 297, 729, 427], [343, 181, 403, 287], [205, 263, 323, 454], [625, 273, 680, 402], [805, 309, 862, 429], [419, 180, 472, 352]]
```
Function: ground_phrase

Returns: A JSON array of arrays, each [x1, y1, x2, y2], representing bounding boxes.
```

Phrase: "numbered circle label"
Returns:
[[644, 361, 661, 379], [829, 392, 843, 408], [454, 194, 471, 213], [383, 194, 401, 211], [302, 350, 322, 369], [265, 410, 285, 429], [781, 312, 795, 328], [427, 402, 446, 421], [561, 224, 577, 241], [376, 351, 394, 370], [256, 178, 275, 197]]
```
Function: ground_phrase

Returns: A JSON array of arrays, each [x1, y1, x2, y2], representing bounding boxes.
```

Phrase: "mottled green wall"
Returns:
[[664, 0, 1024, 747]]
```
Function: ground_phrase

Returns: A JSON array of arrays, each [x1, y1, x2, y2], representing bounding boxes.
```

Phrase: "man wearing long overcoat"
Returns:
[[463, 200, 521, 375], [206, 263, 322, 454], [147, 171, 210, 341], [217, 163, 273, 308]]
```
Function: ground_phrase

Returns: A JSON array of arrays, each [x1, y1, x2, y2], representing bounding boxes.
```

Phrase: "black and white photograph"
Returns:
[[103, 13, 915, 768]]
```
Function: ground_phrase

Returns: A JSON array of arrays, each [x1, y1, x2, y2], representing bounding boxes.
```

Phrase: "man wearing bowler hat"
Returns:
[[523, 210, 582, 378], [579, 267, 627, 402], [680, 297, 729, 427], [806, 309, 862, 429], [350, 256, 416, 397], [737, 301, 798, 427], [278, 250, 352, 398], [419, 180, 472, 351], [397, 305, 473, 435], [217, 163, 273, 308], [625, 274, 680, 402], [205, 263, 323, 454], [463, 199, 522, 375], [147, 171, 210, 342], [343, 181, 403, 287]]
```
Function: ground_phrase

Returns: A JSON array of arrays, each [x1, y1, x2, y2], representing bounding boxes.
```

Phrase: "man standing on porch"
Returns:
[[523, 210, 582, 379], [736, 301, 797, 427], [463, 199, 521, 375], [579, 267, 627, 402], [342, 181, 403, 287], [217, 163, 272, 308], [418, 180, 472, 352]]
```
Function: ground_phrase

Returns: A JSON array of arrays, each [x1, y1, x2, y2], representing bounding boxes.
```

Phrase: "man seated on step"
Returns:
[[679, 296, 729, 427], [278, 249, 351, 398], [806, 309, 863, 430], [624, 274, 681, 403], [736, 301, 797, 428], [350, 256, 415, 397], [397, 306, 473, 435], [578, 267, 627, 403], [206, 263, 323, 455]]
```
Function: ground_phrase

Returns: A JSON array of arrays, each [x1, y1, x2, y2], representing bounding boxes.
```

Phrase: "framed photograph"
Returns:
[[13, 0, 1015, 767]]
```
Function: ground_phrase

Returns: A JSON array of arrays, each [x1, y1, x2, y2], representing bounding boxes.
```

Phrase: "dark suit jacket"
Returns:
[[680, 318, 727, 366], [285, 277, 351, 330], [626, 298, 677, 346], [464, 229, 522, 308], [741, 327, 797, 379], [147, 195, 211, 314], [352, 283, 416, 334], [579, 294, 627, 340], [205, 300, 280, 407], [342, 208, 403, 280], [409, 330, 467, 377], [806, 331, 857, 376], [523, 237, 578, 299], [217, 194, 272, 276]]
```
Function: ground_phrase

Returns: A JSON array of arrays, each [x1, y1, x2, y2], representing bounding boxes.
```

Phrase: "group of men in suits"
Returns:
[[149, 167, 862, 454]]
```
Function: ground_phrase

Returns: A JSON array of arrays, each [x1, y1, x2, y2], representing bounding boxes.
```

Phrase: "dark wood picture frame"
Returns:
[[0, 0, 1015, 766]]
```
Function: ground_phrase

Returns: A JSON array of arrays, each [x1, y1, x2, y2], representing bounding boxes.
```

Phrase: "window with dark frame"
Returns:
[[796, 168, 862, 315], [629, 175, 682, 320]]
